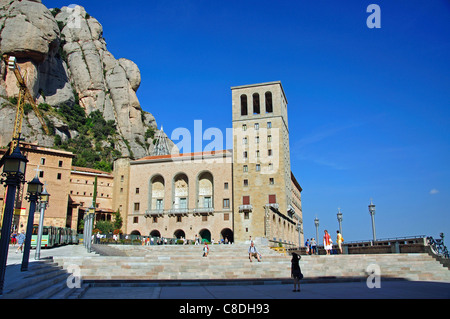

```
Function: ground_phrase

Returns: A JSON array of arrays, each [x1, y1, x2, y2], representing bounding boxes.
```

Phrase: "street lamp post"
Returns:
[[314, 217, 319, 255], [0, 146, 28, 294], [35, 186, 49, 260], [337, 208, 343, 235], [21, 176, 43, 271], [368, 199, 376, 243]]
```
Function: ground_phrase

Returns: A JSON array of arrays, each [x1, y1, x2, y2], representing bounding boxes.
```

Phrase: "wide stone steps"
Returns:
[[1, 258, 89, 299], [52, 245, 450, 283]]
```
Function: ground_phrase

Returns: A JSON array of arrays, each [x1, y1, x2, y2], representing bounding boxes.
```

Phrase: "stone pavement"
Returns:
[[2, 244, 450, 300], [81, 280, 450, 299]]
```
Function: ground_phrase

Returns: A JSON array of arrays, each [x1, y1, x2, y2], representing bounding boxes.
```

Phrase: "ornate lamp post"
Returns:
[[0, 146, 28, 294], [35, 186, 50, 260], [21, 175, 43, 271], [337, 208, 343, 235], [368, 199, 376, 243], [314, 217, 319, 255]]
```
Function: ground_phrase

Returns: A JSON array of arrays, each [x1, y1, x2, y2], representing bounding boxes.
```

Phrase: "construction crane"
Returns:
[[2, 54, 50, 154]]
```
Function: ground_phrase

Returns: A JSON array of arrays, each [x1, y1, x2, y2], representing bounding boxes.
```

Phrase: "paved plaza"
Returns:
[[3, 245, 450, 300]]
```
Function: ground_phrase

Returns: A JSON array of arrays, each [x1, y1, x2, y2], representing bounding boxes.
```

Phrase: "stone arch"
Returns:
[[172, 172, 189, 210], [253, 93, 260, 114], [174, 229, 185, 239], [240, 94, 248, 116], [199, 228, 211, 243], [150, 230, 161, 238], [265, 91, 273, 113], [221, 228, 234, 243], [149, 174, 165, 210], [196, 170, 214, 209]]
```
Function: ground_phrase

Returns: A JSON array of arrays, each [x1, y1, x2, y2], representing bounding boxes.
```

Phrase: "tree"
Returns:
[[114, 209, 123, 231]]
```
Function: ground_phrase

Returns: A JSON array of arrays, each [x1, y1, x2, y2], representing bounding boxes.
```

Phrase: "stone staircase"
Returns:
[[1, 258, 89, 299], [51, 244, 450, 283]]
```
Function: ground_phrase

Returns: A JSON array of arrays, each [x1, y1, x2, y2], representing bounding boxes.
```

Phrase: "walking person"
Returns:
[[336, 230, 344, 254], [291, 253, 303, 292], [16, 230, 25, 253], [202, 242, 209, 257], [323, 230, 332, 255]]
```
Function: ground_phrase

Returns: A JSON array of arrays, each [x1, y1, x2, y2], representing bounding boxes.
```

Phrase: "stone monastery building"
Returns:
[[0, 81, 303, 248], [113, 81, 304, 247]]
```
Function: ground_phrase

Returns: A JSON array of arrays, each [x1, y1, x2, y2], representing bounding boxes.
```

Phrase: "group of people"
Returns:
[[305, 230, 344, 255]]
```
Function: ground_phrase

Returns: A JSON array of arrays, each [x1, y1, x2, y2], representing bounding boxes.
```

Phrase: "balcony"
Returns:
[[193, 207, 214, 215], [144, 209, 165, 218], [239, 205, 253, 212], [265, 203, 279, 210], [168, 208, 189, 216]]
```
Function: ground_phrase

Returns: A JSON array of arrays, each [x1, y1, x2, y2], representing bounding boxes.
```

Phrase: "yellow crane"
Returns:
[[2, 54, 50, 154]]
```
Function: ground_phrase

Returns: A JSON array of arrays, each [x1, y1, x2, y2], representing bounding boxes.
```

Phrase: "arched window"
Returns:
[[265, 91, 273, 113], [173, 173, 189, 211], [240, 94, 248, 116], [253, 93, 260, 114]]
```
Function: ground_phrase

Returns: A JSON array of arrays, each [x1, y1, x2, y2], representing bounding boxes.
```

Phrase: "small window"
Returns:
[[243, 137, 248, 145], [134, 202, 140, 212], [242, 124, 247, 131], [152, 216, 158, 223], [241, 94, 248, 116], [58, 160, 63, 167], [224, 213, 230, 221], [254, 123, 259, 130], [133, 217, 139, 224], [39, 171, 44, 178], [224, 182, 229, 190], [121, 175, 124, 182], [135, 188, 140, 194], [268, 149, 272, 156], [269, 194, 277, 204], [57, 173, 62, 180], [243, 151, 248, 159], [256, 164, 261, 171], [243, 165, 248, 172], [243, 179, 248, 187], [267, 122, 272, 129], [244, 213, 250, 220], [243, 196, 250, 205], [223, 199, 230, 209], [255, 136, 259, 144], [268, 135, 272, 143], [40, 158, 45, 165], [269, 178, 274, 185], [177, 215, 182, 222], [202, 215, 208, 222]]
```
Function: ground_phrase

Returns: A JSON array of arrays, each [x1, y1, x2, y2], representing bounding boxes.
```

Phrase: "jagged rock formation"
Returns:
[[0, 0, 172, 159]]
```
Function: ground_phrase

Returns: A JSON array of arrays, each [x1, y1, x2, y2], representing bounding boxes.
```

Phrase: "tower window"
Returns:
[[265, 91, 273, 113], [253, 93, 260, 114], [241, 94, 248, 116]]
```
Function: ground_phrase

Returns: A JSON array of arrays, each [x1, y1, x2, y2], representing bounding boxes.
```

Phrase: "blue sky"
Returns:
[[44, 0, 450, 242]]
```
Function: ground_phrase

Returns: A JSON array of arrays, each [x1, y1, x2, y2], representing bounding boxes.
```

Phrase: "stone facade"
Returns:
[[115, 150, 234, 243], [231, 82, 302, 246]]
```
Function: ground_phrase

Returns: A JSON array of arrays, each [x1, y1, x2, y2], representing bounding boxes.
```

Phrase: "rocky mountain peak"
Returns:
[[0, 0, 173, 164]]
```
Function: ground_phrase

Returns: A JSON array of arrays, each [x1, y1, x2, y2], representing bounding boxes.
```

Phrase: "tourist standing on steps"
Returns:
[[336, 231, 344, 254], [291, 253, 303, 292], [305, 238, 310, 255], [248, 241, 261, 262], [323, 230, 332, 255], [310, 238, 317, 255]]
